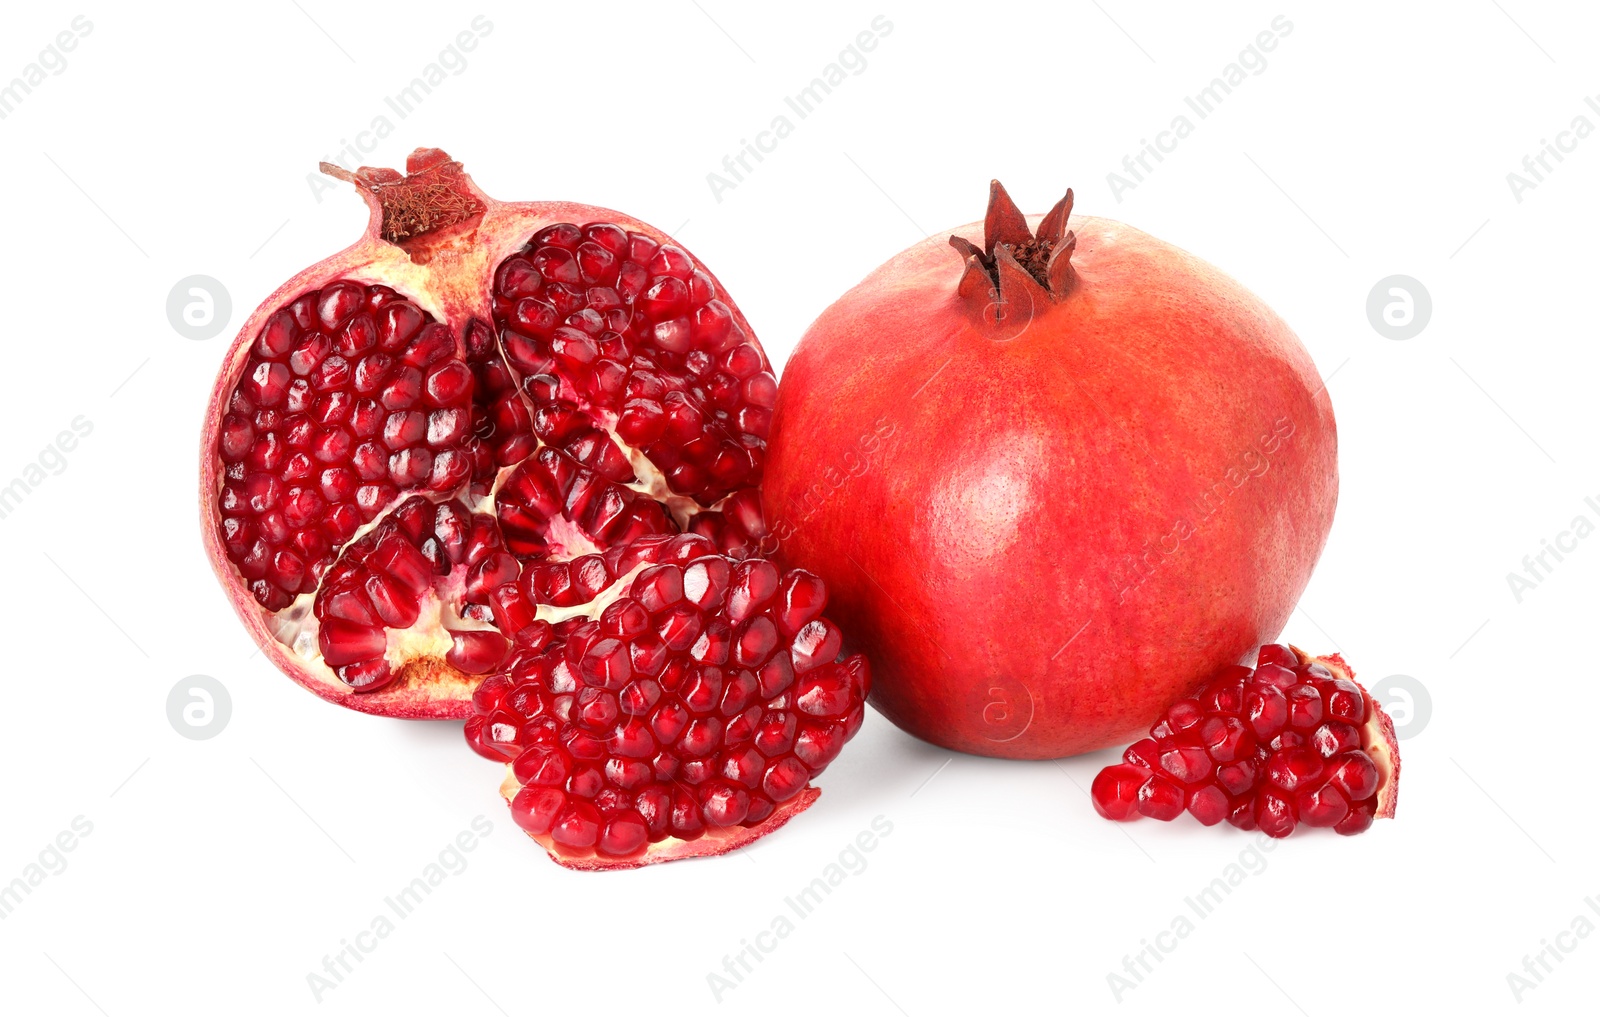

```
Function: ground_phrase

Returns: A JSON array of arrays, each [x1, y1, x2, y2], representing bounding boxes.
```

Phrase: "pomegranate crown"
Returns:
[[320, 148, 487, 246], [950, 181, 1077, 308]]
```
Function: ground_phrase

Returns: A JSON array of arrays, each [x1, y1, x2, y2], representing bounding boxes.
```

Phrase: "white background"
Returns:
[[1, 2, 1596, 1013]]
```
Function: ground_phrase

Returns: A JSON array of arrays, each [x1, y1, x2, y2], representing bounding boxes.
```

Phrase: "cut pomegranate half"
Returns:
[[463, 533, 871, 869], [1091, 645, 1400, 837], [201, 150, 776, 718]]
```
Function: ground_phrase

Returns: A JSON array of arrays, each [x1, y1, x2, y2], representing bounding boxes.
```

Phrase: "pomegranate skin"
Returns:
[[764, 192, 1337, 758]]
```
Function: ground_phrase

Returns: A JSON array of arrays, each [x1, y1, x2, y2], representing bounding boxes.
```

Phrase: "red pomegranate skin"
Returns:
[[763, 194, 1337, 759]]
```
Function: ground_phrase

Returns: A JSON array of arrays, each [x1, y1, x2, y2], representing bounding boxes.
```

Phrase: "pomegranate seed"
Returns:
[[1136, 776, 1185, 820], [446, 630, 510, 675], [337, 658, 393, 691], [1254, 791, 1298, 838], [1186, 785, 1233, 826], [790, 617, 842, 671], [1158, 741, 1213, 785], [775, 572, 827, 637], [319, 620, 385, 667]]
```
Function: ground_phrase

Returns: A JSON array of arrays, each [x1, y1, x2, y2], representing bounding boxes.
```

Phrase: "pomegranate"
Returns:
[[1091, 645, 1399, 836], [201, 150, 777, 718], [464, 532, 870, 869], [764, 181, 1338, 758]]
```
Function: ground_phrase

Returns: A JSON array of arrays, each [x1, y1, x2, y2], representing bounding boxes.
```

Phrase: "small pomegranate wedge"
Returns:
[[201, 150, 775, 718], [465, 533, 871, 870], [1091, 645, 1399, 837]]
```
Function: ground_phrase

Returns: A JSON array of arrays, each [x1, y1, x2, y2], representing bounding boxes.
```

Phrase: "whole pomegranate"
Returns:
[[201, 150, 779, 718], [764, 182, 1337, 759]]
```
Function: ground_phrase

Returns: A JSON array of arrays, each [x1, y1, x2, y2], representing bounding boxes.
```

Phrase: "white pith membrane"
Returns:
[[264, 413, 734, 696], [1362, 705, 1400, 816]]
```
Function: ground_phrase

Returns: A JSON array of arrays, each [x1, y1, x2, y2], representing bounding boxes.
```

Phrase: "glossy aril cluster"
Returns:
[[313, 496, 513, 690], [217, 284, 473, 610], [465, 533, 870, 866], [494, 446, 672, 560], [491, 223, 774, 510], [461, 318, 535, 496], [1091, 645, 1398, 837]]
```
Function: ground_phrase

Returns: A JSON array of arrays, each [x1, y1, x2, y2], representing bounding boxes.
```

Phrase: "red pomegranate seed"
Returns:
[[447, 630, 511, 675]]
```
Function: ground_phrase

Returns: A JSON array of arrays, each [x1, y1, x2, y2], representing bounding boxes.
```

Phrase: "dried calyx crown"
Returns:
[[320, 148, 486, 246], [950, 181, 1077, 308]]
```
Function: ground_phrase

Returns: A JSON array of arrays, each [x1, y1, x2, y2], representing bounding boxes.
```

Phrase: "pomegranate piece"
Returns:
[[201, 150, 776, 719], [1091, 645, 1400, 837], [463, 533, 871, 869], [763, 180, 1339, 758]]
